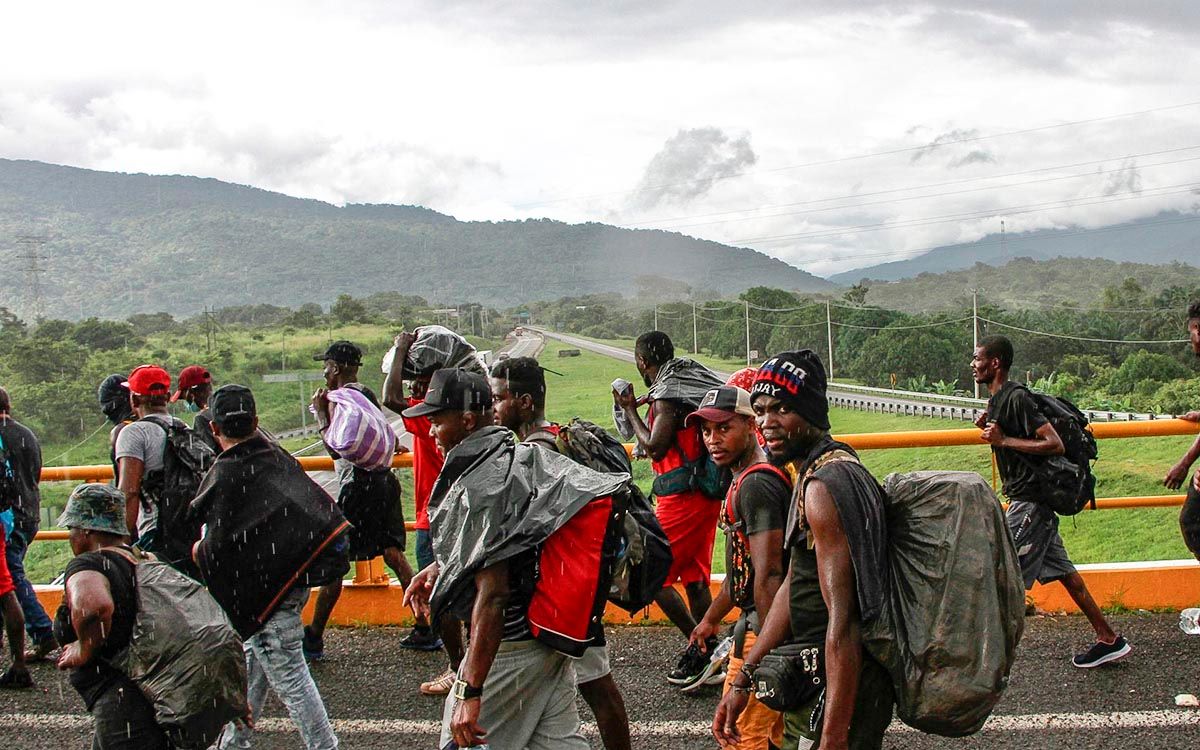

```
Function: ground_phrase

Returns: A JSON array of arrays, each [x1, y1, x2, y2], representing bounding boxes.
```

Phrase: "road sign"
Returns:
[[263, 371, 326, 383]]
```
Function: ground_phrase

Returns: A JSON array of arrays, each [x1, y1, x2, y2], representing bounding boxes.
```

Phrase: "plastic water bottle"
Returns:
[[710, 635, 734, 663], [1181, 608, 1200, 635]]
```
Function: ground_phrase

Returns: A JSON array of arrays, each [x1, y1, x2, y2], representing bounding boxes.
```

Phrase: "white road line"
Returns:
[[9, 710, 1200, 736]]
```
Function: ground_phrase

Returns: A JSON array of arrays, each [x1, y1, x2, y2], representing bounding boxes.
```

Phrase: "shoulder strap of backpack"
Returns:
[[726, 462, 791, 525], [524, 429, 560, 451]]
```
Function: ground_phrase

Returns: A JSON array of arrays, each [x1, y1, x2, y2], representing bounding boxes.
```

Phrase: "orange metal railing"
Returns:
[[32, 418, 1200, 546]]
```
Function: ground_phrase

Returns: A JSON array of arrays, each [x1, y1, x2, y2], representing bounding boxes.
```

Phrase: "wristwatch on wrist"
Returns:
[[453, 679, 483, 700], [740, 661, 760, 679]]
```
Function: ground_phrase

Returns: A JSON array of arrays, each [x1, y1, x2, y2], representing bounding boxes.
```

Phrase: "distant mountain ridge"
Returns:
[[829, 211, 1200, 285], [0, 159, 833, 318]]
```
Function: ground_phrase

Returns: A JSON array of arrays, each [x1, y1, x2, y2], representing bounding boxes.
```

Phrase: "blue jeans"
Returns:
[[219, 589, 338, 750], [6, 528, 54, 644], [415, 528, 435, 570]]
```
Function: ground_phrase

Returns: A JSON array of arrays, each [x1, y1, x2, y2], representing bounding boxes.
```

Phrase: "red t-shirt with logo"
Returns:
[[401, 396, 444, 531]]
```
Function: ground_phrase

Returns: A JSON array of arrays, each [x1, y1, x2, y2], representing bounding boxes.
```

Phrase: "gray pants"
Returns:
[[440, 639, 587, 750], [1007, 500, 1077, 590], [219, 589, 338, 750]]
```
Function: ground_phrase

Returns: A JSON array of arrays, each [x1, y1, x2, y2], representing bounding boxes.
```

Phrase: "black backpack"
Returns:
[[528, 419, 673, 612], [0, 432, 18, 514], [1018, 386, 1098, 516], [140, 416, 216, 572]]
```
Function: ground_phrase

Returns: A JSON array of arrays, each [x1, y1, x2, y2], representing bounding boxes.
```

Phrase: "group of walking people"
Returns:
[[6, 303, 1200, 750]]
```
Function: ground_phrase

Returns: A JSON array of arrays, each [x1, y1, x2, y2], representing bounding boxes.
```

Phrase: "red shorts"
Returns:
[[656, 490, 721, 586], [0, 533, 13, 598]]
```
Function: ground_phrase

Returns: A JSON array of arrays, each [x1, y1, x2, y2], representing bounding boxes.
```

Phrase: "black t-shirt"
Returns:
[[53, 549, 138, 709], [987, 382, 1050, 501], [0, 416, 42, 534], [726, 468, 790, 611]]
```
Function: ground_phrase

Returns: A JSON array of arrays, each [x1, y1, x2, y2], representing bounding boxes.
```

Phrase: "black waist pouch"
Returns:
[[752, 642, 825, 712]]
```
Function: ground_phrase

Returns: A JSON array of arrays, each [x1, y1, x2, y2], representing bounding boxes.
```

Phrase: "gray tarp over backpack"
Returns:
[[862, 471, 1025, 737], [106, 549, 248, 749]]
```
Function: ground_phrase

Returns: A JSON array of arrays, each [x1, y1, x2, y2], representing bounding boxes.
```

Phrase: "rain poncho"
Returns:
[[382, 325, 487, 378], [646, 357, 724, 411], [191, 434, 350, 638], [427, 426, 629, 625]]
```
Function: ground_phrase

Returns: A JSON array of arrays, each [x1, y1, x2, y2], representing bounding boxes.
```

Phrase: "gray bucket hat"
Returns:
[[57, 483, 128, 536]]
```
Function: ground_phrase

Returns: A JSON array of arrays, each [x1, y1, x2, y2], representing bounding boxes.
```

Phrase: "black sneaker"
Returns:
[[399, 627, 444, 652], [669, 638, 720, 689], [1072, 635, 1131, 668], [303, 626, 325, 662]]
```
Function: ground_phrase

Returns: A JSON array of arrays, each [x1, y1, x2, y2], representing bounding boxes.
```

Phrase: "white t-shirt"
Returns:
[[113, 415, 171, 538]]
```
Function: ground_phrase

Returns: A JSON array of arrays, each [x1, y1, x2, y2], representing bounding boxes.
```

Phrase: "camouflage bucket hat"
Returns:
[[57, 483, 127, 536]]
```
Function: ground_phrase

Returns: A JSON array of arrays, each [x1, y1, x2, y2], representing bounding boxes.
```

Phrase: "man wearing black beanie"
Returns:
[[714, 350, 894, 750]]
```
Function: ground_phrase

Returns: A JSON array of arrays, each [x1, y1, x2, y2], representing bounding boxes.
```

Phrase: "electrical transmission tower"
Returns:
[[15, 235, 50, 322]]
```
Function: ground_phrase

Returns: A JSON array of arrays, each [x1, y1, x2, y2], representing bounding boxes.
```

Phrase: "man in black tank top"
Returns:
[[715, 351, 893, 750]]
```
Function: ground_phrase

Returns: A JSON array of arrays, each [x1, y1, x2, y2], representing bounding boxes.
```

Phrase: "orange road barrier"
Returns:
[[30, 418, 1200, 623]]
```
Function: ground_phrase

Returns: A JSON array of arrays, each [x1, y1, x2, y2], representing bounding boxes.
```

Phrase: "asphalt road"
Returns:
[[6, 613, 1200, 749]]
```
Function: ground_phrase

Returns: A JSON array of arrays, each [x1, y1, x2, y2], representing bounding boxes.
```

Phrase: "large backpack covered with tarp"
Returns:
[[104, 548, 248, 749], [862, 470, 1025, 737], [528, 418, 673, 613], [139, 415, 216, 572]]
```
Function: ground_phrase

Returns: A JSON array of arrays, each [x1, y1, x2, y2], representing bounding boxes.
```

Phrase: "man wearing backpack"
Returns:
[[715, 351, 894, 750], [0, 387, 57, 669], [1166, 301, 1200, 559], [172, 364, 220, 455], [613, 330, 725, 687], [192, 385, 347, 750], [53, 483, 172, 748], [383, 329, 466, 695], [305, 340, 425, 662], [686, 385, 789, 747], [972, 335, 1131, 668], [489, 356, 631, 750], [115, 364, 211, 576], [403, 367, 612, 750]]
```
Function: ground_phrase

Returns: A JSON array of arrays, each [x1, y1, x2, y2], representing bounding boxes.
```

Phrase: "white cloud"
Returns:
[[0, 1, 1197, 278]]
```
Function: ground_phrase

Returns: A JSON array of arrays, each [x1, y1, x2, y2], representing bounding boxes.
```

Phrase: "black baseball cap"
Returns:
[[401, 368, 493, 418], [685, 385, 756, 427], [210, 384, 257, 429], [314, 340, 363, 367]]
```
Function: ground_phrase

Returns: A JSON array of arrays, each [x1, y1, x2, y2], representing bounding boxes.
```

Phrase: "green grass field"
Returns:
[[24, 335, 1196, 583]]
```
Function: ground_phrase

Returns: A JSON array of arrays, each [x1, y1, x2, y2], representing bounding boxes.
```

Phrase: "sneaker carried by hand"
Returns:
[[302, 626, 325, 662], [1072, 635, 1131, 668], [399, 626, 444, 652], [671, 638, 723, 691], [420, 667, 457, 696]]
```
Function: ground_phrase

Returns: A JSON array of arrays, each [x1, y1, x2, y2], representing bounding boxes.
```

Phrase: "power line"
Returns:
[[749, 316, 826, 329], [622, 144, 1200, 229], [791, 212, 1200, 268], [834, 316, 974, 331], [979, 317, 1187, 344], [645, 154, 1200, 234], [514, 99, 1200, 209], [733, 181, 1200, 245]]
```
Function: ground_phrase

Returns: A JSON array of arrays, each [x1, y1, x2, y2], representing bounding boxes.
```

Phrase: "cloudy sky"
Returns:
[[2, 1, 1198, 277]]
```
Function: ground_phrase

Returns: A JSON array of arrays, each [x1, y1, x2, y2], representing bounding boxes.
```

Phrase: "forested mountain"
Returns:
[[860, 257, 1200, 313], [829, 211, 1200, 285], [0, 159, 833, 318]]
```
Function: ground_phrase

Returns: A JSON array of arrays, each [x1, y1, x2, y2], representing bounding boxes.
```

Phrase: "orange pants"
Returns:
[[722, 632, 785, 749]]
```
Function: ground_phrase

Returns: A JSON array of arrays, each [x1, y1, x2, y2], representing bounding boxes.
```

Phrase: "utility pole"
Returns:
[[692, 301, 698, 355], [15, 235, 50, 323], [826, 300, 834, 380], [972, 289, 980, 399], [653, 305, 659, 331], [744, 300, 751, 367]]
